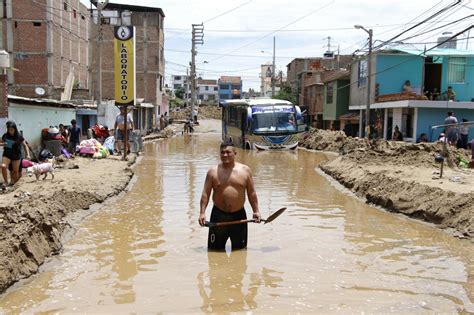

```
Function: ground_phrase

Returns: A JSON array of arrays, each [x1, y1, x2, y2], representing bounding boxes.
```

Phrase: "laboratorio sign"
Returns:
[[119, 42, 131, 102]]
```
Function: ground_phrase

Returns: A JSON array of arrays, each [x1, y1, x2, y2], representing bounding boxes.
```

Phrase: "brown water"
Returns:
[[1, 129, 473, 313]]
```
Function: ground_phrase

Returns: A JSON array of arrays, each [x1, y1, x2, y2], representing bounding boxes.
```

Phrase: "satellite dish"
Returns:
[[35, 87, 45, 96]]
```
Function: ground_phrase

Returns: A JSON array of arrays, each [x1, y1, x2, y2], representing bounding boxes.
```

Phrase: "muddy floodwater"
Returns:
[[1, 129, 473, 313]]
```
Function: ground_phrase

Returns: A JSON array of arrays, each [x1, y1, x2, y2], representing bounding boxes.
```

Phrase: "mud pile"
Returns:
[[170, 105, 221, 121], [302, 128, 474, 239], [143, 126, 175, 142], [0, 157, 135, 293], [302, 128, 470, 167]]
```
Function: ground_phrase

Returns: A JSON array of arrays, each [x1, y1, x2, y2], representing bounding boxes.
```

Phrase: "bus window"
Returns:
[[252, 110, 296, 132]]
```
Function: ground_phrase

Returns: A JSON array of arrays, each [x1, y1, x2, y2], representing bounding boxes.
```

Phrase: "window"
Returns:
[[175, 76, 181, 81], [214, 86, 218, 91], [231, 84, 240, 90], [73, 9, 76, 18], [219, 84, 229, 90], [220, 94, 230, 100], [358, 59, 368, 87], [64, 2, 68, 10], [173, 84, 180, 89], [33, 22, 41, 27], [205, 86, 209, 91], [448, 57, 466, 83], [326, 82, 334, 104]]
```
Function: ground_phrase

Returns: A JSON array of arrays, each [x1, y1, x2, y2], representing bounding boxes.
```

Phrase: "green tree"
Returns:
[[273, 85, 296, 104], [175, 87, 185, 99]]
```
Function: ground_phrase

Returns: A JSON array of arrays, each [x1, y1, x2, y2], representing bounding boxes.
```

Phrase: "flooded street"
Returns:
[[1, 125, 473, 313]]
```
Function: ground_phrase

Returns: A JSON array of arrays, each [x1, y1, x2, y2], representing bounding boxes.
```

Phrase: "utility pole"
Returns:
[[325, 36, 332, 52], [271, 36, 276, 98], [354, 25, 373, 138], [96, 0, 108, 113], [366, 29, 373, 138], [191, 23, 204, 121]]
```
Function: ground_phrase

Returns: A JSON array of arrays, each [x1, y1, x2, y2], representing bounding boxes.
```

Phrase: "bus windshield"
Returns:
[[252, 106, 297, 132]]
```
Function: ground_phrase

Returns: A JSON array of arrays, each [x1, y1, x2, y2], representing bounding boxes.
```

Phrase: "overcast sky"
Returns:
[[83, 0, 473, 91]]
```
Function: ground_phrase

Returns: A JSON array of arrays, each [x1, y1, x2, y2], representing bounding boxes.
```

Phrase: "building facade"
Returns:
[[349, 47, 474, 141], [218, 76, 242, 102], [171, 74, 191, 100], [197, 79, 218, 105], [322, 70, 350, 130], [287, 56, 353, 106], [89, 2, 165, 130], [2, 0, 90, 98]]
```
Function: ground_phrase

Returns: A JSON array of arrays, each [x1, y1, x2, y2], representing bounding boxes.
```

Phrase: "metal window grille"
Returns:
[[447, 57, 466, 84]]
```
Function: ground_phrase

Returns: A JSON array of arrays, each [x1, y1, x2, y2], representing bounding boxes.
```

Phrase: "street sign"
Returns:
[[114, 26, 135, 106]]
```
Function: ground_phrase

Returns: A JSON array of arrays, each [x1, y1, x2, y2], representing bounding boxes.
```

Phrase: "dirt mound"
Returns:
[[302, 128, 470, 168], [143, 126, 175, 141], [199, 105, 222, 120], [170, 106, 221, 121], [0, 157, 134, 293], [321, 158, 474, 239], [302, 128, 474, 239]]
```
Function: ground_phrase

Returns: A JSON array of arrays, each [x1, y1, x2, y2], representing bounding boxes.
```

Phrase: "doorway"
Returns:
[[424, 57, 442, 99]]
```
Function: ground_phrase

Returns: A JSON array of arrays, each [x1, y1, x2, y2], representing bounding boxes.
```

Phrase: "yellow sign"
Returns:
[[114, 26, 135, 106]]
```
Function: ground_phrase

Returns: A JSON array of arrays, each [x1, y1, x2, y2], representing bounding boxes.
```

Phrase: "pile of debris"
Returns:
[[301, 128, 470, 168]]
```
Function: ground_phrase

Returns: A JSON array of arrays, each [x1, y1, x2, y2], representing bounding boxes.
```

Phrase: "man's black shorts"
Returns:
[[208, 206, 247, 251]]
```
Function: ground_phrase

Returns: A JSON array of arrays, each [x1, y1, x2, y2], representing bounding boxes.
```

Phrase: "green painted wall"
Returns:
[[323, 79, 350, 121]]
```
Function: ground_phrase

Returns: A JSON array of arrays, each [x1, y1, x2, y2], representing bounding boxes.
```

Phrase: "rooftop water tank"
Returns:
[[437, 32, 457, 49]]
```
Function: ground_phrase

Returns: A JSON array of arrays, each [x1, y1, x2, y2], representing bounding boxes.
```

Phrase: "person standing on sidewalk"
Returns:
[[444, 111, 459, 145], [114, 107, 134, 155], [1, 122, 30, 190], [68, 119, 81, 155], [199, 142, 261, 251]]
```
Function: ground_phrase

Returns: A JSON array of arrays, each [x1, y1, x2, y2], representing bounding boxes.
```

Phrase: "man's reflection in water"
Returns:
[[197, 250, 283, 313]]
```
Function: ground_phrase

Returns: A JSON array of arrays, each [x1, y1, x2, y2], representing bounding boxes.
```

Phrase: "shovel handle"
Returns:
[[204, 219, 265, 228]]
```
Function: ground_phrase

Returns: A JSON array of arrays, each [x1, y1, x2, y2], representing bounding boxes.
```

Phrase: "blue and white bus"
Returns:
[[221, 98, 307, 150]]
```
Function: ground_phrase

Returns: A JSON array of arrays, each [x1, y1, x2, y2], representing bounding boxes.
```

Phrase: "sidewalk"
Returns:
[[0, 155, 136, 293]]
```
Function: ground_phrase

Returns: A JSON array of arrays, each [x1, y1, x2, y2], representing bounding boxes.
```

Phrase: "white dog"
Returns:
[[27, 159, 55, 181]]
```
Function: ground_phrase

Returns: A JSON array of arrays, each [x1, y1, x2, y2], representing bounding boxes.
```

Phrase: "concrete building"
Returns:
[[197, 79, 218, 105], [218, 76, 242, 102], [2, 0, 90, 99], [349, 47, 474, 141], [322, 70, 350, 131], [171, 74, 191, 100], [89, 2, 165, 132], [7, 95, 77, 150], [260, 62, 273, 97], [286, 56, 353, 106]]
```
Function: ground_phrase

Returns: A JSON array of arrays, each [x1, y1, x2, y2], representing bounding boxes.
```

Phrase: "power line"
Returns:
[[165, 20, 459, 34], [207, 0, 335, 63], [340, 25, 474, 91], [203, 0, 252, 24], [373, 0, 462, 51]]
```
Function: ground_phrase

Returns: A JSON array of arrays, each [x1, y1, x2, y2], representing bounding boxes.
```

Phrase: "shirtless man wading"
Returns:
[[199, 142, 261, 251]]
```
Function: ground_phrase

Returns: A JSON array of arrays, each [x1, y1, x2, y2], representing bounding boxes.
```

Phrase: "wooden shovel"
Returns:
[[204, 207, 287, 228]]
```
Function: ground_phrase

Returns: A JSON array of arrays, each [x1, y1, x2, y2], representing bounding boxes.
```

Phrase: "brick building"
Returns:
[[89, 2, 166, 124], [2, 0, 90, 98], [288, 55, 353, 126], [286, 56, 353, 107]]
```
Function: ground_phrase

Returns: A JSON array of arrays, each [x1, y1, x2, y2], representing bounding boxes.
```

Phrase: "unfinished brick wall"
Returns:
[[90, 11, 164, 104], [7, 0, 89, 98]]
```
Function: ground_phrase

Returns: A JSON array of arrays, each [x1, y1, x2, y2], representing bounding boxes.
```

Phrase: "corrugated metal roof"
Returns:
[[389, 47, 474, 57]]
